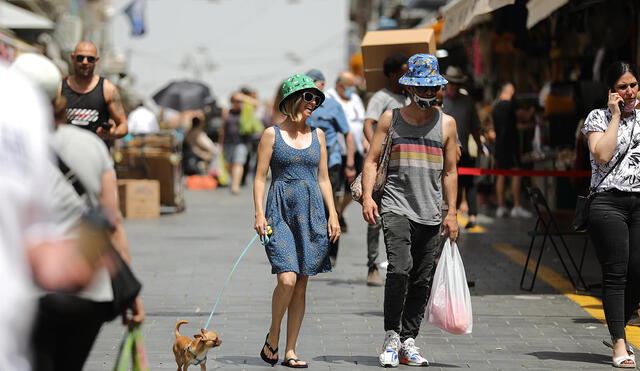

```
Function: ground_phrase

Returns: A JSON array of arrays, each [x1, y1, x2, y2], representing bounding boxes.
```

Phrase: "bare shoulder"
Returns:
[[378, 110, 393, 131], [102, 78, 117, 100], [261, 126, 276, 143], [315, 127, 325, 138], [442, 112, 457, 132]]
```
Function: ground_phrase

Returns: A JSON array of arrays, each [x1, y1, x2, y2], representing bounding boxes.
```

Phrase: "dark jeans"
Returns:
[[32, 294, 112, 371], [367, 218, 382, 268], [588, 190, 640, 340], [328, 164, 344, 260], [459, 152, 477, 216], [382, 213, 441, 341]]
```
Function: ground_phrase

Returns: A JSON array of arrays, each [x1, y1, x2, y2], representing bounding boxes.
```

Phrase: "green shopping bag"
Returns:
[[217, 153, 230, 186], [238, 103, 264, 136], [113, 327, 150, 371]]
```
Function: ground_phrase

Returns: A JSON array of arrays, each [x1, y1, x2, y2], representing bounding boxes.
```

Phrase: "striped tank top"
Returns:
[[381, 108, 444, 225]]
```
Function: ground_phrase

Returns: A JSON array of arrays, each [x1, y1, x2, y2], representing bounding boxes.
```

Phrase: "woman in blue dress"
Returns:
[[253, 74, 341, 368]]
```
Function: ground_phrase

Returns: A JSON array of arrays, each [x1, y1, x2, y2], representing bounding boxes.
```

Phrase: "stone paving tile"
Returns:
[[84, 189, 616, 370]]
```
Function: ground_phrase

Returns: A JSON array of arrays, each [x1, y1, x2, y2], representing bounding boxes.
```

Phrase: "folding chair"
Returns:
[[519, 186, 590, 292]]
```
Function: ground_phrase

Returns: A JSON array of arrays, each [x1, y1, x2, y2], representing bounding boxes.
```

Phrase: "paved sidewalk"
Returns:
[[86, 188, 618, 370]]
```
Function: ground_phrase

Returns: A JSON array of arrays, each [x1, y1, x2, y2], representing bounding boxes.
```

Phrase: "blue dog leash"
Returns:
[[204, 229, 271, 329]]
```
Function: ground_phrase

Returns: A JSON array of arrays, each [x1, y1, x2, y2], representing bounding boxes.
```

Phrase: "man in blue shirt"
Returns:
[[306, 69, 355, 266]]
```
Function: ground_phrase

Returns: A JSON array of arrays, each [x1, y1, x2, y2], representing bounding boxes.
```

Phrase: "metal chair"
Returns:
[[520, 186, 590, 291]]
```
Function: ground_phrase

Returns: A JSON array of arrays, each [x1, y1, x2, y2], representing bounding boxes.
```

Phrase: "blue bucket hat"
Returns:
[[398, 54, 448, 87]]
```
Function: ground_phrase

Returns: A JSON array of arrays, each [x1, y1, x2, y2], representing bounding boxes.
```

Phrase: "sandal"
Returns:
[[604, 339, 636, 368], [281, 358, 309, 368], [613, 355, 636, 368], [259, 333, 278, 366], [603, 339, 635, 359]]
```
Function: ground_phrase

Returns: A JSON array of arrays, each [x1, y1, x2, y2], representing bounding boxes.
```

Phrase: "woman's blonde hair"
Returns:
[[280, 94, 304, 122]]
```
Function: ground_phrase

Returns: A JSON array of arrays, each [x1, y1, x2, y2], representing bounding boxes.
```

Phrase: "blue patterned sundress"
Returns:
[[264, 126, 332, 275]]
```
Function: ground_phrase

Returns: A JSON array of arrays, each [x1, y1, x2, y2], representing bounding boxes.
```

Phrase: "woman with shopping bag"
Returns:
[[361, 53, 459, 367]]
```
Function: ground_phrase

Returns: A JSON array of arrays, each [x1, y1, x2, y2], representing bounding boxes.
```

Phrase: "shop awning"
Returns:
[[0, 2, 54, 30], [526, 0, 569, 29], [440, 0, 515, 43]]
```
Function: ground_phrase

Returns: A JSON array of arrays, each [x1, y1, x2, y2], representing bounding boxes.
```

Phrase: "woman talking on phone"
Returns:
[[583, 61, 640, 368]]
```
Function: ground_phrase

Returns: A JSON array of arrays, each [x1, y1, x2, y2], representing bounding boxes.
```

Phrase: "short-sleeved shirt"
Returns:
[[582, 108, 640, 193], [443, 94, 480, 153], [307, 97, 350, 168], [365, 88, 409, 123], [326, 88, 366, 155]]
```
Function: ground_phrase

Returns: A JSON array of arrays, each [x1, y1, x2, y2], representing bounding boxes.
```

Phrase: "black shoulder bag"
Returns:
[[573, 115, 636, 231], [56, 154, 142, 321]]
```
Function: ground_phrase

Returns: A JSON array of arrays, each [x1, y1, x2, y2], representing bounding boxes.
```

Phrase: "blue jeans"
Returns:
[[588, 190, 640, 340]]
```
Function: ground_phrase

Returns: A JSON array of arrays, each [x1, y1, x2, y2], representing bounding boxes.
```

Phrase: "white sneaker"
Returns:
[[496, 206, 509, 218], [379, 330, 400, 368], [399, 338, 429, 366], [379, 260, 389, 269], [510, 206, 533, 218]]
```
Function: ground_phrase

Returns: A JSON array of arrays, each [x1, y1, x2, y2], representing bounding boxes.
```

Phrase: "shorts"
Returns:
[[223, 143, 248, 165]]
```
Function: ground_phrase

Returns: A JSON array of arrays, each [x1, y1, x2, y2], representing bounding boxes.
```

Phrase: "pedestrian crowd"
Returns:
[[3, 37, 640, 370]]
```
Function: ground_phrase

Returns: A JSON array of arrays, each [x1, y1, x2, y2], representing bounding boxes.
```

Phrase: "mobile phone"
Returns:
[[99, 122, 113, 131]]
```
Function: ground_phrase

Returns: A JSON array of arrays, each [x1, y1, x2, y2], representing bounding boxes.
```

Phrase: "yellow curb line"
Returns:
[[492, 242, 640, 348], [456, 214, 487, 233]]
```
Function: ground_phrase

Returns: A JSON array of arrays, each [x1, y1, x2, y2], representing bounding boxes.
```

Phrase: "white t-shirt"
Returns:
[[127, 106, 159, 134], [0, 64, 56, 371], [326, 88, 366, 155]]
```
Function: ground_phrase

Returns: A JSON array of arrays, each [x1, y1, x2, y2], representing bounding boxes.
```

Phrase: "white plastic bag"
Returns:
[[425, 239, 473, 334]]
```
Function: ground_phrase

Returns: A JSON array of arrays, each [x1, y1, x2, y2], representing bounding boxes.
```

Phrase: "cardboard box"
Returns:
[[118, 180, 160, 219], [361, 28, 436, 92], [114, 149, 185, 209]]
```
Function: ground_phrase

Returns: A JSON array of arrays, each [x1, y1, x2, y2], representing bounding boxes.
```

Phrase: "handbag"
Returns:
[[56, 153, 142, 320], [113, 327, 150, 371], [573, 116, 636, 231], [351, 118, 396, 204]]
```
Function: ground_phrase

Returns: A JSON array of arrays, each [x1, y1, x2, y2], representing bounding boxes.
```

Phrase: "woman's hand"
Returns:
[[328, 214, 341, 243], [362, 197, 379, 225], [122, 297, 145, 329], [255, 214, 268, 238], [608, 90, 623, 116]]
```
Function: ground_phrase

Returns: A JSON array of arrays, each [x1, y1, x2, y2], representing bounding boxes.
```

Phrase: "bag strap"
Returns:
[[55, 151, 98, 210], [589, 111, 637, 196]]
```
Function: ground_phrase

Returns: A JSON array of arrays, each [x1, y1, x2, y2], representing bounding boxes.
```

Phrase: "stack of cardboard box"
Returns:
[[114, 132, 185, 214]]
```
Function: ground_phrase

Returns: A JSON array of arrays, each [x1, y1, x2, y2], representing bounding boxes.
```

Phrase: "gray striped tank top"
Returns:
[[381, 108, 444, 225]]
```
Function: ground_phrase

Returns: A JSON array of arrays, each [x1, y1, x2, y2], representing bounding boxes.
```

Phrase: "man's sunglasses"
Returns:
[[616, 82, 638, 91], [75, 55, 97, 63], [414, 85, 441, 93], [302, 91, 322, 105]]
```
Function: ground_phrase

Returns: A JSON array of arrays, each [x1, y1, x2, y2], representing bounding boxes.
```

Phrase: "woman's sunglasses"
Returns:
[[75, 55, 97, 63], [616, 82, 638, 91], [302, 91, 322, 106]]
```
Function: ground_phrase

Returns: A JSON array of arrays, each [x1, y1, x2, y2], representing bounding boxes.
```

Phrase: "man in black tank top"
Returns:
[[59, 41, 128, 141]]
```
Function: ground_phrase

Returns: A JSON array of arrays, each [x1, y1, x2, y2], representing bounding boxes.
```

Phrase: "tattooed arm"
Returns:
[[102, 79, 128, 139]]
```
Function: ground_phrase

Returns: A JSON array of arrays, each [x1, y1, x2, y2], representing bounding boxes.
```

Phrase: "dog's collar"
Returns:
[[187, 345, 207, 365]]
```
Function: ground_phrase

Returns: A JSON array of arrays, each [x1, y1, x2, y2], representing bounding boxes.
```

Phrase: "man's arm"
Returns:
[[103, 80, 128, 139], [361, 110, 392, 225], [442, 113, 459, 241]]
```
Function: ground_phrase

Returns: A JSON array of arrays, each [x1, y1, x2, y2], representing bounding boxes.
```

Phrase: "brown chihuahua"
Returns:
[[172, 320, 222, 371]]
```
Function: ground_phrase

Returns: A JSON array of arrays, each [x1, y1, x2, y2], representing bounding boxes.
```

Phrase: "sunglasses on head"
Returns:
[[616, 82, 638, 91], [302, 91, 321, 105], [75, 55, 97, 63]]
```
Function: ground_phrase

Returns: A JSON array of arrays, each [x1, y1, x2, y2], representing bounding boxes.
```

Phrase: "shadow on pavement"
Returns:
[[572, 317, 602, 324], [214, 355, 272, 367], [527, 351, 610, 365], [145, 311, 209, 317], [314, 277, 368, 286], [353, 310, 384, 317], [311, 355, 378, 367]]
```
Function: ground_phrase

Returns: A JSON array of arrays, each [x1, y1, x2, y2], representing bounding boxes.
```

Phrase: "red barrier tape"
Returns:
[[458, 167, 591, 178]]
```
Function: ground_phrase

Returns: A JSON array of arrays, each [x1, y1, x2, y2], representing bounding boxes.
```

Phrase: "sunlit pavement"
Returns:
[[86, 187, 619, 370]]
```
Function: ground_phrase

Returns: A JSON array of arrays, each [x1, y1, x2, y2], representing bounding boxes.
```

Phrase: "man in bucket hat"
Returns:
[[361, 54, 459, 367]]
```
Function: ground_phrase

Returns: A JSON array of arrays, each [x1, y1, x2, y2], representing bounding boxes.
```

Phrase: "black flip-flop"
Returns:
[[281, 358, 309, 368], [260, 333, 278, 366]]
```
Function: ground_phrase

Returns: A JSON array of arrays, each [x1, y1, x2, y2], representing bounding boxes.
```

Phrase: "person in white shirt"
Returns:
[[127, 103, 159, 134], [325, 71, 366, 234]]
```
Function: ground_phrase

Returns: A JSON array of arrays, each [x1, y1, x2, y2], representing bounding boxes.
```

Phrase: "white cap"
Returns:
[[10, 53, 61, 101]]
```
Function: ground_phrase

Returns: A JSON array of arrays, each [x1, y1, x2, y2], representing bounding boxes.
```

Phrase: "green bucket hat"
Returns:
[[278, 74, 325, 113]]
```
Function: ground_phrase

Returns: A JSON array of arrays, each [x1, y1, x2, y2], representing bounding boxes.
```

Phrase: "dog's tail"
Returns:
[[175, 320, 189, 338]]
